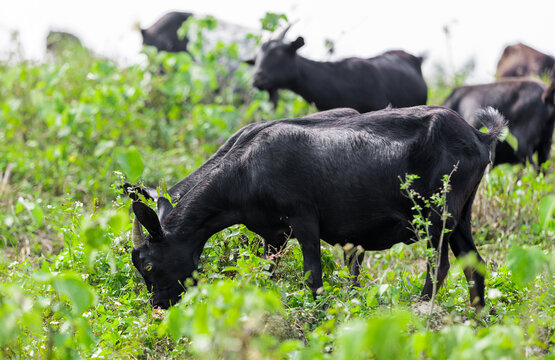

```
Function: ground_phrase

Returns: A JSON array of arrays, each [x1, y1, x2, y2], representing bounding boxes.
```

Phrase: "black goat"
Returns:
[[128, 106, 503, 310], [140, 12, 193, 53], [245, 25, 428, 111], [443, 77, 555, 169]]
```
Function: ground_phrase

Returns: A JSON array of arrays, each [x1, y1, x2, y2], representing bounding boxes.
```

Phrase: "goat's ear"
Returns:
[[289, 36, 304, 52], [157, 197, 174, 222], [132, 202, 164, 240], [244, 58, 255, 66]]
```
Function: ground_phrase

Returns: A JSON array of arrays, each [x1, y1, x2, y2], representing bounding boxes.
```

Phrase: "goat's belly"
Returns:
[[320, 216, 413, 251]]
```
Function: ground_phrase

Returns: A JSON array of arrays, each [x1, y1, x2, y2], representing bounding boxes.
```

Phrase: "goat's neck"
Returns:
[[165, 172, 241, 254], [290, 56, 336, 106]]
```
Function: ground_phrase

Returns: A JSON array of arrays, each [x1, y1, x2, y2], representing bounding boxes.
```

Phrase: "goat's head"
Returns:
[[245, 24, 305, 107], [131, 200, 197, 309], [542, 67, 555, 105]]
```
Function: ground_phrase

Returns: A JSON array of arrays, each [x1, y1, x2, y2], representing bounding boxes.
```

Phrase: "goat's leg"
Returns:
[[289, 217, 323, 298], [421, 234, 451, 301], [449, 231, 486, 309], [344, 249, 365, 288], [450, 188, 486, 310], [448, 210, 486, 309]]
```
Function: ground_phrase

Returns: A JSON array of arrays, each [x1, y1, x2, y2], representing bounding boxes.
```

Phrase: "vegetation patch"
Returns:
[[0, 14, 554, 359]]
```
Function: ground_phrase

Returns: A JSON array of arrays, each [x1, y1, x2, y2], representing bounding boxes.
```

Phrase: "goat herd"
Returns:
[[123, 12, 555, 311]]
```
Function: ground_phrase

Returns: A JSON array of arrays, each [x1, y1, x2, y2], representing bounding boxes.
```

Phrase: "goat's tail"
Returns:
[[474, 107, 507, 146]]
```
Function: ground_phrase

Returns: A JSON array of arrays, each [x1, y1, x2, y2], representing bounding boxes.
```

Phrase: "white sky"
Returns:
[[0, 0, 553, 82]]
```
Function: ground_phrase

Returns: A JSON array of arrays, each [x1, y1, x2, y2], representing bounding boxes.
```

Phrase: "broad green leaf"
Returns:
[[114, 147, 144, 183], [277, 339, 303, 354], [52, 273, 97, 314], [30, 205, 44, 226], [105, 209, 128, 234], [93, 140, 115, 157], [32, 270, 52, 283], [16, 197, 44, 226], [75, 317, 96, 349], [507, 246, 549, 287], [335, 310, 413, 360], [163, 306, 187, 341], [80, 217, 108, 249], [538, 194, 555, 229], [497, 126, 510, 141], [192, 303, 209, 335], [335, 320, 369, 360], [505, 131, 518, 152]]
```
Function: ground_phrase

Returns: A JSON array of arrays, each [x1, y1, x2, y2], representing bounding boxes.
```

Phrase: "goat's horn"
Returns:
[[275, 23, 293, 41], [132, 216, 146, 249]]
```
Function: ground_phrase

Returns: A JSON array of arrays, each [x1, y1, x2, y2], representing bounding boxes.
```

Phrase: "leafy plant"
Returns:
[[400, 166, 456, 327]]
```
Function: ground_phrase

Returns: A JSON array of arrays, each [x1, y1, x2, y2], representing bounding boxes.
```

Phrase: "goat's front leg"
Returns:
[[290, 217, 323, 298], [344, 246, 365, 288]]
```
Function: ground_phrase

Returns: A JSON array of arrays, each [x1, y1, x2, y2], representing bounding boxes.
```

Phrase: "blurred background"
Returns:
[[1, 0, 553, 82]]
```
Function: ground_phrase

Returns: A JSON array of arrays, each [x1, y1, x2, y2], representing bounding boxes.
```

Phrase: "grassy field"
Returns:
[[0, 16, 554, 359]]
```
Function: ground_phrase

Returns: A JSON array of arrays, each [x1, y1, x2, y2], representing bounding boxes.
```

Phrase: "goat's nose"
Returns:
[[252, 74, 267, 88]]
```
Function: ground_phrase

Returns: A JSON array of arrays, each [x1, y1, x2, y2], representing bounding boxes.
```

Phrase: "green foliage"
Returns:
[[420, 324, 525, 359], [0, 285, 43, 348], [427, 58, 476, 105], [400, 167, 456, 325], [505, 131, 520, 152], [539, 194, 555, 229], [334, 310, 415, 359], [159, 280, 299, 359], [0, 11, 554, 359], [52, 272, 98, 315], [260, 13, 289, 32], [113, 147, 144, 183], [507, 246, 551, 287]]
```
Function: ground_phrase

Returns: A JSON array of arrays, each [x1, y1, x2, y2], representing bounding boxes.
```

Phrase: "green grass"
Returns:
[[0, 16, 554, 359]]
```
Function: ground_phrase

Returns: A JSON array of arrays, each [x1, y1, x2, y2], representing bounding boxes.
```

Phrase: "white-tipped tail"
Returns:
[[474, 107, 507, 145]]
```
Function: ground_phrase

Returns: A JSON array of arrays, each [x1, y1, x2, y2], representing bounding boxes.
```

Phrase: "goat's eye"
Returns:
[[145, 264, 153, 272]]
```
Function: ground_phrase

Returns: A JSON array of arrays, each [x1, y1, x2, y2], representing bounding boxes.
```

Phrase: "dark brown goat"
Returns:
[[496, 43, 554, 78]]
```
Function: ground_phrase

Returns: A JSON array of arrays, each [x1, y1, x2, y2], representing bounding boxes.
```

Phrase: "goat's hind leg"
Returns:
[[448, 222, 486, 309], [420, 229, 451, 302]]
